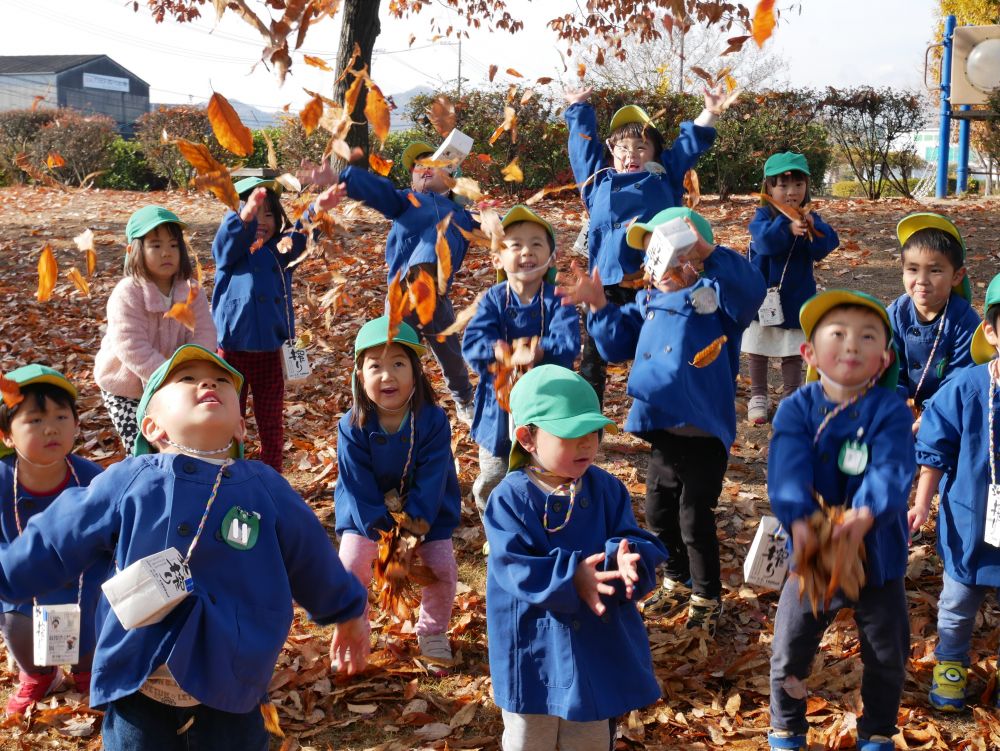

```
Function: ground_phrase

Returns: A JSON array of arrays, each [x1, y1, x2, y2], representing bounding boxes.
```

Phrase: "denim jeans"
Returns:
[[102, 692, 269, 751], [769, 576, 909, 740], [935, 570, 993, 664]]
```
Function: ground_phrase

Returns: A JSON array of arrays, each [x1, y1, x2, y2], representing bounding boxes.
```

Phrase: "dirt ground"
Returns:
[[0, 185, 999, 750]]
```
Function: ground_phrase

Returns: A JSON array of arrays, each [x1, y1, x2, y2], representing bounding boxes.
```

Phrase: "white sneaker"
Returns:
[[747, 395, 769, 425], [417, 633, 453, 664], [455, 399, 475, 427]]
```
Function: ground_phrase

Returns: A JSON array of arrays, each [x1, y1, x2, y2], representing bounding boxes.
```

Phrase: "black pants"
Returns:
[[641, 431, 728, 599], [769, 576, 909, 740], [580, 284, 637, 407]]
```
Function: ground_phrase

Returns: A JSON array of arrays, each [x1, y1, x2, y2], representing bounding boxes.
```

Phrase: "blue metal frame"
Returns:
[[936, 15, 956, 199]]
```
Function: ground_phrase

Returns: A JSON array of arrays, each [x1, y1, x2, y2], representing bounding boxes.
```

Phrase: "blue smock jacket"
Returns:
[[0, 454, 106, 654], [339, 166, 476, 288], [211, 209, 310, 352], [334, 405, 461, 543], [564, 102, 716, 286], [888, 292, 980, 407], [916, 365, 1000, 586], [769, 382, 915, 588], [0, 454, 366, 713], [747, 206, 839, 330], [484, 466, 668, 721], [462, 282, 581, 457], [588, 245, 765, 448]]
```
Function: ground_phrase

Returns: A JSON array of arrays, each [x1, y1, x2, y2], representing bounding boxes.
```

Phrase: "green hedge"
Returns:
[[831, 177, 980, 198]]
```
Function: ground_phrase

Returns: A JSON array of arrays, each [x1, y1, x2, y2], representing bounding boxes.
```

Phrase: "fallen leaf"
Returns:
[[37, 243, 57, 302], [488, 63, 498, 82], [501, 158, 523, 183], [387, 271, 411, 343], [684, 169, 701, 209], [343, 67, 368, 114], [435, 291, 485, 342], [0, 375, 23, 409], [261, 702, 285, 738], [505, 67, 523, 78], [407, 193, 422, 208], [207, 92, 254, 157]]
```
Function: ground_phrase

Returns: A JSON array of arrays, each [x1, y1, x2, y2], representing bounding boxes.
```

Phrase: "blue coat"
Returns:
[[769, 382, 915, 588], [484, 466, 668, 721], [0, 455, 106, 653], [334, 405, 461, 543], [588, 245, 765, 448], [888, 292, 980, 407], [564, 102, 716, 286], [339, 166, 476, 288], [0, 454, 366, 713], [462, 282, 581, 457], [211, 209, 310, 352], [916, 365, 1000, 586], [747, 206, 839, 330]]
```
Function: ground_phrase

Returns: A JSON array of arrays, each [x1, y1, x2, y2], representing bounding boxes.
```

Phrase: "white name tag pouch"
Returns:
[[644, 217, 697, 281], [431, 129, 473, 170], [280, 341, 312, 383], [757, 287, 785, 327], [32, 604, 80, 666], [743, 515, 790, 590], [986, 484, 1000, 547], [102, 548, 192, 630]]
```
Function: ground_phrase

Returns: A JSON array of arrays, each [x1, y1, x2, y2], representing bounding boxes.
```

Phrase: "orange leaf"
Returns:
[[506, 67, 523, 78], [0, 375, 23, 409], [475, 153, 492, 164], [525, 181, 579, 205], [86, 248, 97, 277], [535, 76, 553, 85], [408, 268, 436, 326], [501, 158, 523, 183], [683, 169, 701, 209], [302, 54, 332, 71], [163, 283, 199, 333], [520, 88, 535, 105], [426, 94, 456, 138], [207, 92, 254, 157], [300, 95, 323, 136], [74, 229, 97, 277], [364, 80, 391, 142], [690, 335, 728, 368], [387, 271, 411, 343], [488, 64, 498, 82], [191, 170, 240, 213], [435, 213, 453, 294], [488, 106, 517, 146], [369, 152, 393, 176], [260, 702, 284, 738], [407, 193, 422, 208], [31, 95, 45, 112], [66, 267, 89, 297], [46, 152, 65, 169], [577, 62, 587, 78], [751, 0, 777, 48], [343, 67, 368, 113], [36, 243, 57, 302]]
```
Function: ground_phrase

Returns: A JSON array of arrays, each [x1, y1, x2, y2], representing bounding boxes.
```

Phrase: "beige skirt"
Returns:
[[741, 321, 805, 358]]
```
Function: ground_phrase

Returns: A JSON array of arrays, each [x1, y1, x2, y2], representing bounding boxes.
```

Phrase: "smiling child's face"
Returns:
[[360, 343, 416, 418], [611, 136, 655, 173], [495, 222, 553, 283]]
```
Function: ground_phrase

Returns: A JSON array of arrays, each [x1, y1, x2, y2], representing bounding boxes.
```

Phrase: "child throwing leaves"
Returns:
[[211, 177, 339, 472], [484, 365, 667, 751], [743, 152, 839, 425], [95, 206, 215, 455], [334, 316, 461, 666], [0, 345, 368, 749], [0, 365, 103, 715], [462, 206, 580, 519]]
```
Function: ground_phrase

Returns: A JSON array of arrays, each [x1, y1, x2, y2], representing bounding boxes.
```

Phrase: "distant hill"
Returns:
[[389, 85, 434, 131], [150, 99, 281, 129]]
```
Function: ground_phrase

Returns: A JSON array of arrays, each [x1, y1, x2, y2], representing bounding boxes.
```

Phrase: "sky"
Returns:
[[5, 0, 943, 119]]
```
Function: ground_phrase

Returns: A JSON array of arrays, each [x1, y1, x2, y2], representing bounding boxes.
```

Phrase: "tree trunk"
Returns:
[[331, 0, 382, 171]]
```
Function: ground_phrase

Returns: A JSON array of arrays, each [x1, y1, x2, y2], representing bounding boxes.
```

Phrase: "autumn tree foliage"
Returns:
[[0, 110, 56, 184], [135, 106, 235, 189]]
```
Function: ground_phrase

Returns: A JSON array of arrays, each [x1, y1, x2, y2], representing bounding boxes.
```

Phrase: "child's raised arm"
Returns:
[[339, 166, 411, 220], [563, 91, 604, 204]]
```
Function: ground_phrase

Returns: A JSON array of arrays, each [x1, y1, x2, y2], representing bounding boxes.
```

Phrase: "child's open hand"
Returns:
[[681, 218, 715, 263], [556, 261, 606, 312], [239, 187, 268, 225], [574, 551, 619, 616], [564, 86, 593, 106], [313, 183, 346, 213], [791, 518, 818, 567], [615, 538, 641, 600], [297, 158, 338, 188], [329, 615, 370, 676], [790, 218, 809, 237], [703, 83, 727, 115], [833, 506, 874, 548]]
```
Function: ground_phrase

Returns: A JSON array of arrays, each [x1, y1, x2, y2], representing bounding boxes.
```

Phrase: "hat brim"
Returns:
[[897, 213, 970, 301], [9, 373, 77, 400], [609, 105, 653, 133], [625, 221, 651, 250], [507, 415, 618, 472], [402, 143, 435, 172], [501, 205, 556, 240], [799, 290, 891, 341], [127, 217, 188, 243], [235, 178, 282, 197], [971, 322, 996, 365]]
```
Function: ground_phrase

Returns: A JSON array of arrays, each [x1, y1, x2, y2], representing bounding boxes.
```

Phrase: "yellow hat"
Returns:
[[402, 142, 435, 172], [608, 105, 654, 133], [970, 273, 1000, 364]]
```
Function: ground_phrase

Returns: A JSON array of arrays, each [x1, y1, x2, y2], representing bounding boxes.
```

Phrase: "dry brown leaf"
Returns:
[[66, 267, 89, 297], [299, 95, 323, 136], [191, 170, 241, 213], [683, 169, 701, 209], [435, 291, 485, 342], [426, 94, 456, 138], [435, 213, 453, 294], [1, 375, 24, 409], [343, 67, 367, 114], [408, 268, 437, 326], [752, 0, 777, 48], [261, 702, 285, 738], [387, 271, 410, 343], [302, 54, 332, 71], [488, 64, 498, 82], [46, 152, 65, 169], [690, 335, 727, 367], [37, 243, 57, 302], [364, 80, 391, 142], [501, 158, 523, 183], [163, 283, 199, 333], [207, 92, 254, 157], [407, 193, 422, 208], [369, 152, 394, 176]]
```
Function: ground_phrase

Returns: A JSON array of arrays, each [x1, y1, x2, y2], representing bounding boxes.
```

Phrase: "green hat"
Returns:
[[133, 345, 245, 457], [608, 105, 654, 133], [896, 212, 972, 302], [799, 289, 899, 390], [2, 364, 77, 401], [234, 176, 282, 198], [508, 365, 617, 471], [402, 142, 435, 172], [354, 316, 426, 360], [971, 273, 1000, 364], [625, 207, 714, 251], [125, 206, 186, 243], [496, 205, 557, 284], [763, 152, 811, 178]]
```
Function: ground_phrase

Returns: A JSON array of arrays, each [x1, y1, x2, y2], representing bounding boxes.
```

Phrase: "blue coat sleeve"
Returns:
[[768, 396, 819, 530], [599, 478, 668, 602], [706, 245, 767, 329], [944, 304, 981, 379], [462, 288, 504, 376], [588, 300, 645, 364], [851, 399, 915, 525], [404, 408, 454, 526], [915, 382, 964, 472], [749, 208, 795, 258], [659, 120, 716, 185], [334, 419, 391, 538], [806, 212, 839, 260], [212, 210, 256, 271], [541, 292, 581, 368], [564, 103, 605, 207], [340, 166, 410, 219], [888, 298, 912, 400]]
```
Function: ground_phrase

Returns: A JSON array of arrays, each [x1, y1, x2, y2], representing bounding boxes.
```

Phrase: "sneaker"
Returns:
[[455, 399, 475, 428], [929, 660, 967, 711], [638, 576, 690, 615], [5, 668, 65, 716], [748, 395, 769, 425], [417, 633, 453, 665], [685, 594, 723, 635], [767, 730, 807, 750], [858, 736, 895, 751]]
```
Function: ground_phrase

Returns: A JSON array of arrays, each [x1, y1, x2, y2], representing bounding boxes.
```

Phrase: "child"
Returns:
[[334, 316, 461, 664], [911, 273, 1000, 712], [563, 84, 725, 406], [767, 290, 914, 751], [483, 364, 667, 751], [743, 152, 840, 425], [462, 205, 581, 517], [324, 142, 478, 424], [559, 207, 765, 630], [0, 365, 103, 714], [95, 206, 216, 455], [0, 345, 368, 748], [212, 177, 339, 472], [888, 212, 979, 419]]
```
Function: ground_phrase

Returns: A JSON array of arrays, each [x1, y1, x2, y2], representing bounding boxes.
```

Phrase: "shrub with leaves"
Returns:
[[101, 136, 164, 191], [273, 115, 331, 173], [27, 110, 117, 188], [135, 105, 234, 188], [0, 109, 57, 185]]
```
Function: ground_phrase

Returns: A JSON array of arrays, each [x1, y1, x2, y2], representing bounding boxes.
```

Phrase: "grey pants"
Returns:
[[473, 446, 508, 518], [501, 710, 614, 751], [404, 295, 474, 405]]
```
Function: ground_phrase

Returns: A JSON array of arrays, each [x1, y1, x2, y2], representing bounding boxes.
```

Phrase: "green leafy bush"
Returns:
[[101, 137, 164, 191], [273, 116, 330, 172], [244, 127, 283, 170], [27, 110, 117, 187], [0, 109, 58, 184], [135, 106, 234, 189]]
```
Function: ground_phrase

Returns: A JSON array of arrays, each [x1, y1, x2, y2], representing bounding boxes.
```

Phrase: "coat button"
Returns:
[[177, 523, 192, 536], [646, 311, 655, 320], [663, 346, 672, 353], [613, 222, 621, 228], [222, 467, 232, 478], [214, 530, 224, 542], [580, 498, 589, 508], [552, 502, 563, 513], [374, 435, 387, 445], [572, 620, 581, 631], [183, 461, 197, 474], [643, 352, 651, 359], [257, 294, 267, 303]]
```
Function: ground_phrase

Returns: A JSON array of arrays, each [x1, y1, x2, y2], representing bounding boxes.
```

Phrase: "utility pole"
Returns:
[[457, 36, 462, 99]]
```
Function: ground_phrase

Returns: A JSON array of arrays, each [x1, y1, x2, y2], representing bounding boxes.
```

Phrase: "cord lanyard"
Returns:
[[527, 466, 579, 534], [267, 245, 296, 344], [911, 299, 949, 405], [182, 460, 231, 566], [985, 360, 1000, 547]]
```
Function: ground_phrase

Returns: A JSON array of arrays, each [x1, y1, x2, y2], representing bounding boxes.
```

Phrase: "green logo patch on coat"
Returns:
[[221, 506, 260, 550]]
